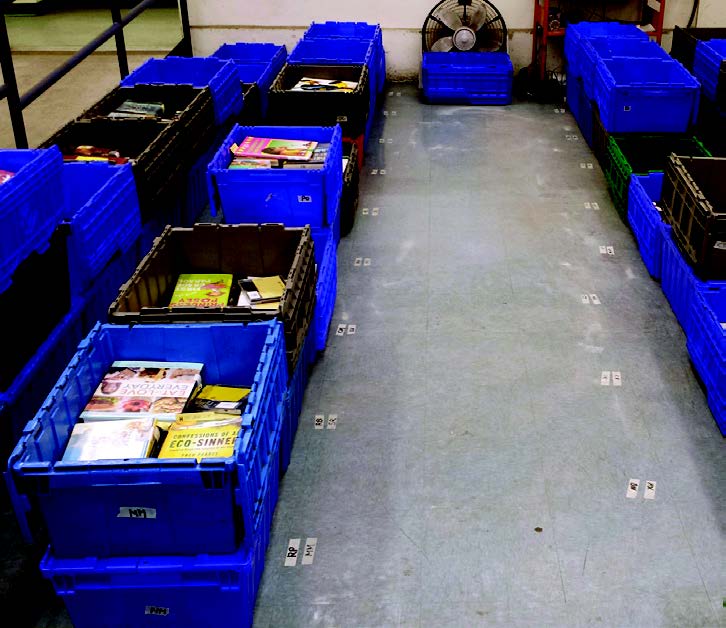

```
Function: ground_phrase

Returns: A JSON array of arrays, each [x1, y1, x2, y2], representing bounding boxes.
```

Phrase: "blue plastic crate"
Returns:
[[594, 57, 700, 134], [693, 39, 726, 105], [564, 22, 648, 80], [121, 56, 242, 126], [581, 38, 670, 100], [314, 229, 338, 353], [61, 163, 141, 296], [7, 320, 287, 558], [41, 542, 256, 628], [688, 285, 726, 435], [566, 74, 594, 147], [211, 43, 288, 118], [628, 172, 668, 279], [422, 52, 513, 105], [305, 21, 385, 94], [0, 299, 87, 457], [281, 327, 315, 474], [208, 124, 343, 227], [0, 147, 65, 293]]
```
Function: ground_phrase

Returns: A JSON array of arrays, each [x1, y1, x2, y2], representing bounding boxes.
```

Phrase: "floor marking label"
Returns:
[[590, 294, 601, 305], [592, 202, 600, 210], [612, 371, 622, 386], [586, 163, 594, 169], [347, 324, 357, 335], [607, 246, 615, 256], [644, 481, 656, 500], [363, 258, 371, 266], [371, 169, 379, 175], [372, 207, 380, 216], [314, 414, 325, 430], [354, 257, 362, 267], [336, 324, 346, 336], [362, 207, 369, 215], [599, 246, 607, 255], [379, 169, 387, 175], [326, 414, 338, 430], [627, 479, 640, 499], [601, 371, 611, 386], [582, 294, 591, 304], [285, 538, 301, 566], [584, 202, 592, 209], [302, 538, 318, 565]]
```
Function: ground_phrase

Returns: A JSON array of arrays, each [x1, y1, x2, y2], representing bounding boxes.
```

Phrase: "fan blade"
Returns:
[[435, 9, 463, 31], [473, 14, 501, 34], [466, 6, 488, 30], [431, 36, 454, 52]]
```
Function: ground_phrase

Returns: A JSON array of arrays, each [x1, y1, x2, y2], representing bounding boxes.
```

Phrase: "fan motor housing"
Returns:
[[453, 27, 477, 51]]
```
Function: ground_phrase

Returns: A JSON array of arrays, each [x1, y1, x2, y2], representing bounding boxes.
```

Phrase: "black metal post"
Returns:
[[0, 8, 27, 148], [110, 0, 130, 79], [178, 0, 192, 56]]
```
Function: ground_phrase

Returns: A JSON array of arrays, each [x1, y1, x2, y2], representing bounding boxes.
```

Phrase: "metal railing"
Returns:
[[0, 0, 192, 148]]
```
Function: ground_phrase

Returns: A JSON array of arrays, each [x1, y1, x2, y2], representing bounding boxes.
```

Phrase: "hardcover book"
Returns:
[[190, 384, 251, 414], [80, 360, 203, 422], [169, 273, 233, 308], [231, 136, 317, 161], [289, 77, 358, 93], [62, 418, 160, 462]]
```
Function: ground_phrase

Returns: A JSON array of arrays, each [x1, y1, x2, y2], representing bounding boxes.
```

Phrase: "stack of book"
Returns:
[[228, 136, 330, 170], [108, 99, 167, 120], [61, 145, 130, 164], [62, 359, 253, 463], [167, 273, 286, 310]]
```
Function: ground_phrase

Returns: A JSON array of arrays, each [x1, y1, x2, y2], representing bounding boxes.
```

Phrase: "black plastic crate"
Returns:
[[108, 223, 316, 371], [696, 91, 726, 157], [268, 63, 370, 137], [41, 118, 187, 222], [239, 82, 263, 125], [341, 141, 359, 237], [661, 155, 726, 279], [671, 26, 726, 71], [0, 227, 70, 391]]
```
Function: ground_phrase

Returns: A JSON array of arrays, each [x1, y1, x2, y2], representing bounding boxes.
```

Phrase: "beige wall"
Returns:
[[187, 0, 726, 80]]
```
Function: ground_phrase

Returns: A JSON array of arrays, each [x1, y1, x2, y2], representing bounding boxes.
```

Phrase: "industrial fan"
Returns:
[[422, 0, 507, 53]]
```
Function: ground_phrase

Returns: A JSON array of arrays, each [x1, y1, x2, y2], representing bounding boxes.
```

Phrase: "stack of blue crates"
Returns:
[[421, 52, 513, 105], [0, 149, 143, 460], [8, 321, 287, 628]]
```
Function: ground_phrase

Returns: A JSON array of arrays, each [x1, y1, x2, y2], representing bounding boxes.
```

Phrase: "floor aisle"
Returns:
[[252, 86, 726, 627]]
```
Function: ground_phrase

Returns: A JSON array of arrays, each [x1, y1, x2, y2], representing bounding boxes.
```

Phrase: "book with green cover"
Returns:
[[169, 274, 233, 308]]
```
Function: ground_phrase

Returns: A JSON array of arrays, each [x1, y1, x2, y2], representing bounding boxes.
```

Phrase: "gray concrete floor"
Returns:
[[0, 75, 723, 627]]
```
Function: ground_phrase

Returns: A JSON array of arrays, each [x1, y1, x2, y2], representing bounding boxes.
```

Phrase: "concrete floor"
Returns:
[[0, 74, 723, 626]]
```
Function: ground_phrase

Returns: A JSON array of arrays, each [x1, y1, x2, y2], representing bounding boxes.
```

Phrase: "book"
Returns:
[[169, 273, 233, 308], [0, 170, 14, 184], [190, 384, 251, 414], [282, 143, 330, 170], [80, 361, 203, 422], [289, 77, 358, 93], [158, 421, 242, 461], [237, 275, 285, 310], [62, 146, 130, 165], [175, 411, 244, 424], [231, 136, 317, 161], [62, 418, 160, 462], [228, 157, 282, 170], [109, 100, 165, 119]]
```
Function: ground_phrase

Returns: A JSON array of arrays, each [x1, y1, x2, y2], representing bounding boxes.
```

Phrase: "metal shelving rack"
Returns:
[[532, 0, 667, 81]]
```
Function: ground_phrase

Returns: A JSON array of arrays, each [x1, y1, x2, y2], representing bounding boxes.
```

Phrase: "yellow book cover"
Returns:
[[175, 411, 243, 425], [249, 275, 285, 300], [158, 422, 241, 461]]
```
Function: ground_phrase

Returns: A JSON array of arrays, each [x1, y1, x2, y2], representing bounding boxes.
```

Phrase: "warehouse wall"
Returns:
[[187, 0, 726, 80]]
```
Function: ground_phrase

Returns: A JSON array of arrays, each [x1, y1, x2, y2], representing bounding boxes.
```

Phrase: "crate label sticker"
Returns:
[[145, 606, 170, 616], [623, 105, 632, 112], [302, 537, 318, 565], [591, 202, 600, 210], [314, 414, 325, 430], [285, 538, 301, 566], [612, 371, 622, 386], [363, 258, 371, 266], [714, 241, 726, 250], [336, 324, 347, 336], [354, 257, 362, 267], [336, 115, 348, 122], [372, 207, 380, 216], [644, 481, 656, 500], [297, 195, 313, 203], [581, 294, 590, 304], [599, 245, 607, 255], [601, 371, 611, 386], [590, 294, 601, 305], [627, 479, 640, 499], [721, 322, 726, 331], [362, 207, 370, 215], [606, 246, 615, 256], [118, 507, 156, 519], [347, 324, 357, 335], [327, 414, 338, 430]]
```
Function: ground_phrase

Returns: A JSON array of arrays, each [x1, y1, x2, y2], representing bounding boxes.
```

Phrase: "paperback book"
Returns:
[[0, 170, 14, 184], [289, 77, 358, 93], [231, 136, 317, 161], [282, 143, 331, 170], [108, 100, 165, 119], [62, 418, 160, 462], [158, 420, 242, 461], [169, 273, 233, 308], [80, 360, 204, 422], [190, 384, 251, 414]]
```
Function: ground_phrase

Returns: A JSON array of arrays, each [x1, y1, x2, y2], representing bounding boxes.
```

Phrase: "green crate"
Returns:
[[604, 134, 711, 222]]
